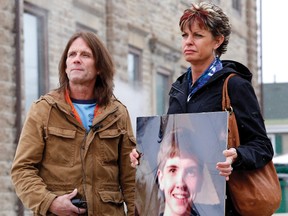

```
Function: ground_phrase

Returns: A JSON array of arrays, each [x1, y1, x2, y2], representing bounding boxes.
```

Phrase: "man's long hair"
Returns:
[[57, 31, 115, 106]]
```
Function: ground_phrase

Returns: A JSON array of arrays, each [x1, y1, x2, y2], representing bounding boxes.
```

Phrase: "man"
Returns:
[[11, 31, 136, 216]]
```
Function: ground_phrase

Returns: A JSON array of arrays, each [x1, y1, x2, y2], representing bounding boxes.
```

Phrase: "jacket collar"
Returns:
[[42, 90, 120, 132]]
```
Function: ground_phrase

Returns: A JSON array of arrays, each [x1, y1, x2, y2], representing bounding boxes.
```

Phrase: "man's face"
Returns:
[[158, 156, 201, 216], [65, 37, 98, 86]]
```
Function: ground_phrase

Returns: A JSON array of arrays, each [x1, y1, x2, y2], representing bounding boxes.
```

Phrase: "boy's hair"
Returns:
[[157, 128, 203, 173]]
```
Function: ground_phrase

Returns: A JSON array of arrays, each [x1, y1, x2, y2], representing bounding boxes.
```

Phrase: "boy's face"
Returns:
[[158, 156, 201, 216]]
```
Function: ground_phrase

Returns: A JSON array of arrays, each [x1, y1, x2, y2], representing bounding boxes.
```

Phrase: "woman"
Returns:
[[131, 2, 273, 215]]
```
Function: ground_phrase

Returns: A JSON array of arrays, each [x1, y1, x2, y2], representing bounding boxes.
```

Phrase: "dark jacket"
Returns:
[[167, 60, 273, 215]]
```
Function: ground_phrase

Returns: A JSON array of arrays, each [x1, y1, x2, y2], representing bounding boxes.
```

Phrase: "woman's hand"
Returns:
[[129, 148, 140, 168], [216, 148, 238, 181]]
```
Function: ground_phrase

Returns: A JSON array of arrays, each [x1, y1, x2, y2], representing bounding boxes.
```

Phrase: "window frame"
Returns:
[[232, 0, 242, 15], [23, 2, 49, 111], [128, 45, 142, 85], [156, 68, 172, 115]]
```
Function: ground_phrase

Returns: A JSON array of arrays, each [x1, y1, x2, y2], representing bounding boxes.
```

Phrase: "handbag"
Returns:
[[222, 73, 282, 216]]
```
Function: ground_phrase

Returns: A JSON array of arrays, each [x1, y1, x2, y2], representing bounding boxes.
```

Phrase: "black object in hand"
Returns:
[[71, 198, 87, 209]]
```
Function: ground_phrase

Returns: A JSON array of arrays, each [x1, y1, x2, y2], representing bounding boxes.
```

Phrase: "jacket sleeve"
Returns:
[[228, 76, 274, 170], [118, 107, 136, 216], [10, 102, 57, 215]]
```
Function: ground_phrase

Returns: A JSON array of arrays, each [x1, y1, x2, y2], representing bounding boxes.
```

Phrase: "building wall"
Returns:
[[0, 0, 20, 215], [0, 0, 258, 215]]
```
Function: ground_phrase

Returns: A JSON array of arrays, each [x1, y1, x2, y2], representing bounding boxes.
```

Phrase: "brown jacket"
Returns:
[[11, 90, 136, 216]]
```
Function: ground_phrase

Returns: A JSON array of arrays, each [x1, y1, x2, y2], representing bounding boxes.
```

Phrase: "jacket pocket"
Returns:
[[48, 127, 76, 138], [98, 129, 122, 163], [98, 128, 122, 138], [98, 191, 124, 204], [97, 191, 125, 216], [44, 126, 77, 167]]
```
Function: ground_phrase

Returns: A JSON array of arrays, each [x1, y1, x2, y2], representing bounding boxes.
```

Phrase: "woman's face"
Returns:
[[181, 21, 220, 66], [158, 156, 202, 216]]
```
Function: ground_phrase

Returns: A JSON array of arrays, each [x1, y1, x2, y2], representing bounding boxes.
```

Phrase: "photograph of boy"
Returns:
[[135, 112, 228, 216], [157, 129, 203, 216]]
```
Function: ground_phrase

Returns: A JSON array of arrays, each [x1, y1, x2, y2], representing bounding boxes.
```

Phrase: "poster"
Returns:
[[135, 112, 228, 216]]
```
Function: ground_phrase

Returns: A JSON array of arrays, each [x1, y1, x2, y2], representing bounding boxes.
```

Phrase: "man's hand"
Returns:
[[49, 188, 87, 216]]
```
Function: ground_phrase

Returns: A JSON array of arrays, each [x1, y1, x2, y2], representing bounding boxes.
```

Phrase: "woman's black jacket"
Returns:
[[167, 60, 273, 215]]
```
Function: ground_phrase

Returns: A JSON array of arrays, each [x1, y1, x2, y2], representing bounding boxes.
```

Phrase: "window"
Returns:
[[156, 69, 171, 115], [24, 3, 48, 113], [127, 46, 142, 84], [268, 134, 276, 154], [232, 0, 242, 14]]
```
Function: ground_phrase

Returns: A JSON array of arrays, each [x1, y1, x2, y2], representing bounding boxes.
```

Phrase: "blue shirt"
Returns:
[[71, 98, 97, 131]]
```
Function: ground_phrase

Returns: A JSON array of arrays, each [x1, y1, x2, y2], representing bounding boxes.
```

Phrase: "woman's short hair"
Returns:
[[179, 2, 231, 57]]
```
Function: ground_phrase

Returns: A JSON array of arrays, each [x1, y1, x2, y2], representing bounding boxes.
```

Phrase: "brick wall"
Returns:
[[0, 0, 258, 215], [0, 0, 19, 215]]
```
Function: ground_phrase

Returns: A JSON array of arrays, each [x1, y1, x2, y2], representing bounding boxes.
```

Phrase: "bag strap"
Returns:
[[222, 73, 237, 112], [222, 73, 240, 148]]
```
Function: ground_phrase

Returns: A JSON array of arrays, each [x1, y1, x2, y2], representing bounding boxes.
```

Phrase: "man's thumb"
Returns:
[[68, 188, 78, 199]]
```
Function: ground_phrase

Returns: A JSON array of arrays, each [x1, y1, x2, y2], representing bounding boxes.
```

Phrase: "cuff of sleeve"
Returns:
[[232, 149, 243, 170], [40, 193, 57, 216]]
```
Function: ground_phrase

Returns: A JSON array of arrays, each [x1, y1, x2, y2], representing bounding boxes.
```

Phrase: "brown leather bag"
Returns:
[[222, 73, 282, 216]]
